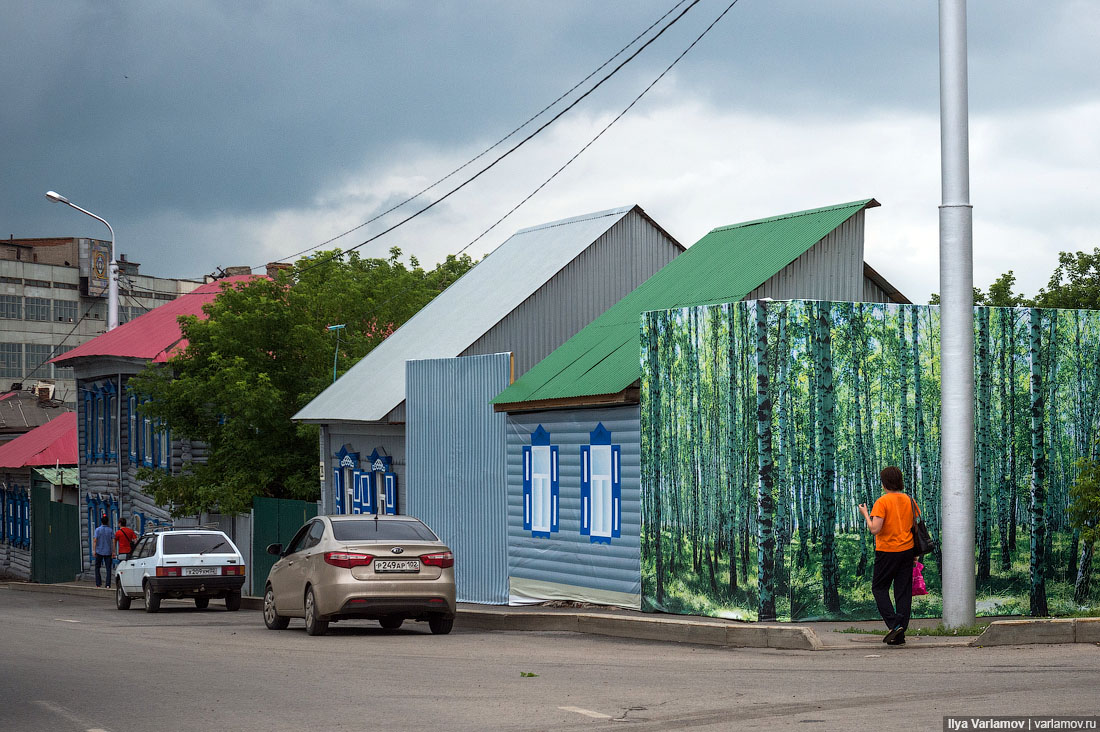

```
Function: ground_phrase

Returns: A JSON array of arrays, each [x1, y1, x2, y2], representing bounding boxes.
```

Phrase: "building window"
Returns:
[[54, 346, 74, 378], [23, 279, 50, 288], [104, 382, 118, 461], [54, 299, 77, 322], [580, 423, 622, 544], [0, 343, 22, 379], [84, 390, 95, 462], [25, 344, 53, 379], [25, 297, 51, 321], [94, 388, 106, 462], [142, 406, 154, 467], [0, 296, 21, 320], [128, 393, 139, 464], [522, 425, 558, 537]]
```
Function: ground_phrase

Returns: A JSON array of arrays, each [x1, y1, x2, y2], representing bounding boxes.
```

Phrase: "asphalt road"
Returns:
[[1, 587, 1097, 732]]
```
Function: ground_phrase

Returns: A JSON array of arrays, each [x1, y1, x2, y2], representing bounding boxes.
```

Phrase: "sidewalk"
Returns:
[[7, 580, 1096, 651]]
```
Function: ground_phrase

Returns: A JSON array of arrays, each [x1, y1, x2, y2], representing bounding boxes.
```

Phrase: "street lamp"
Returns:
[[45, 191, 119, 331], [327, 324, 347, 383]]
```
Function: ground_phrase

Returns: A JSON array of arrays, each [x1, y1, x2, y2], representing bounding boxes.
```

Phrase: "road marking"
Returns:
[[559, 706, 612, 719], [33, 700, 112, 731], [54, 618, 80, 623]]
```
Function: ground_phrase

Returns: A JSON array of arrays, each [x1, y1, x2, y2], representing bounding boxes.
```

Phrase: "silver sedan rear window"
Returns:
[[330, 519, 438, 543]]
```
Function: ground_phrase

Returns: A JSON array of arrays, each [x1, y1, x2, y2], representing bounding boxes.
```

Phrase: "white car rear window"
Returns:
[[162, 534, 235, 555]]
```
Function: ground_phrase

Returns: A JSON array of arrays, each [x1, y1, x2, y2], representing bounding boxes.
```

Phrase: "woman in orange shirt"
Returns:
[[858, 465, 919, 646]]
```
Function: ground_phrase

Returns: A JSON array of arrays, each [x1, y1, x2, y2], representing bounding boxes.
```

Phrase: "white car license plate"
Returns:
[[184, 567, 218, 576], [374, 559, 419, 573]]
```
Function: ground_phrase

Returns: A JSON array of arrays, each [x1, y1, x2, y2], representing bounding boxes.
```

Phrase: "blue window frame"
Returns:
[[522, 425, 558, 537], [365, 449, 397, 516], [94, 386, 106, 463], [83, 390, 94, 463], [333, 445, 360, 515], [580, 423, 621, 544], [142, 402, 154, 467], [103, 381, 118, 461]]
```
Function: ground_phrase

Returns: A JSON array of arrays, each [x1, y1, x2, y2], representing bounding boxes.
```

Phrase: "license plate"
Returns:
[[184, 567, 217, 576], [374, 559, 419, 573]]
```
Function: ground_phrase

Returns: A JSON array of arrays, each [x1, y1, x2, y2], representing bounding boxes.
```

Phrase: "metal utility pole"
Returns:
[[938, 0, 977, 627]]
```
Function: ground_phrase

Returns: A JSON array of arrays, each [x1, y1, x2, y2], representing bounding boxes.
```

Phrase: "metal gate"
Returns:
[[251, 496, 317, 596], [31, 487, 81, 584]]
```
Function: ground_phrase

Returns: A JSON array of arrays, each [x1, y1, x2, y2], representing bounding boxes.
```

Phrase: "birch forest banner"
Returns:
[[640, 300, 1100, 622]]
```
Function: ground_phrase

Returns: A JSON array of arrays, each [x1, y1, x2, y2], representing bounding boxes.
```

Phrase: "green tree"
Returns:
[[130, 248, 474, 516], [1036, 248, 1100, 310]]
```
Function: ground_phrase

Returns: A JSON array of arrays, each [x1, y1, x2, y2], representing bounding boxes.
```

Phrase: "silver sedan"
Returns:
[[262, 514, 456, 636]]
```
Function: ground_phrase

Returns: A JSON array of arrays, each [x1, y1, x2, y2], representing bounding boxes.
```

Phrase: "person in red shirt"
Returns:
[[858, 465, 920, 646], [115, 518, 139, 559]]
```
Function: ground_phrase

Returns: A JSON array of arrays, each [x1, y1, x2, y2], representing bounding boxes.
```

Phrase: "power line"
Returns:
[[459, 0, 744, 254], [292, 0, 705, 277], [311, 0, 742, 329], [248, 0, 695, 272]]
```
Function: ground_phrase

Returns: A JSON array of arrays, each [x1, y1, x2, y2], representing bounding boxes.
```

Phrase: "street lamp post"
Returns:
[[327, 324, 347, 383], [45, 191, 119, 331]]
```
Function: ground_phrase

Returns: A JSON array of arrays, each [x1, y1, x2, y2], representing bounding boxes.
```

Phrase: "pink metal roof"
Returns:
[[0, 412, 77, 468], [51, 275, 259, 365]]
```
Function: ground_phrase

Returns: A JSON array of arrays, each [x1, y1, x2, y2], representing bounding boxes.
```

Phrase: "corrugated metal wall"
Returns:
[[506, 405, 641, 609], [746, 210, 866, 302], [862, 274, 894, 304], [406, 354, 510, 604], [464, 209, 681, 378]]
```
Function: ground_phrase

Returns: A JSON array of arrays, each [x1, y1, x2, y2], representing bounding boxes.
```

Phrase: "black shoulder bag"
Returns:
[[910, 496, 936, 556]]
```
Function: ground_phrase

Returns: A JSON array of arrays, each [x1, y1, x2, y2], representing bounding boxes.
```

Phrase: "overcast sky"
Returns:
[[2, 1, 1097, 303]]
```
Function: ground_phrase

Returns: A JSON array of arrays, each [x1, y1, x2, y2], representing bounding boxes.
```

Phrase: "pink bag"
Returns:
[[912, 561, 928, 596]]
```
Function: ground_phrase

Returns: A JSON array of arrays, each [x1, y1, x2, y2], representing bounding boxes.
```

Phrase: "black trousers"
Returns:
[[872, 549, 914, 630]]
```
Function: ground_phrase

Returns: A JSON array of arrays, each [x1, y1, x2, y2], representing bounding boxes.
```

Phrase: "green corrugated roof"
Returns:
[[493, 199, 876, 406]]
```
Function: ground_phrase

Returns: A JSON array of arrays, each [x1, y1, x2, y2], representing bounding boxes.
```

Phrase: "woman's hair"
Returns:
[[880, 466, 904, 492]]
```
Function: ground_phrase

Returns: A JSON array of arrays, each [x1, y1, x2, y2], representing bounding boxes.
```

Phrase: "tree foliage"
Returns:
[[130, 247, 474, 516], [931, 246, 1100, 310]]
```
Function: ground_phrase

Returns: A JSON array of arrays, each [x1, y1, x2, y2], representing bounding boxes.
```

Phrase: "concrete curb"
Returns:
[[457, 607, 823, 650], [972, 618, 1100, 646]]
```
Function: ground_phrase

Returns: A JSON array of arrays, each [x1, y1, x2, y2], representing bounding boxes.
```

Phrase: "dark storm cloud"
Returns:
[[1, 0, 1096, 279]]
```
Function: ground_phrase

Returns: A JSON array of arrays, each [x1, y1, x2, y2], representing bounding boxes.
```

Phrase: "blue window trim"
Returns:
[[83, 390, 94, 463], [103, 381, 117, 461], [365, 449, 397, 516], [93, 385, 106, 463], [141, 400, 154, 468], [333, 445, 360, 514], [524, 426, 558, 538], [581, 423, 621, 544]]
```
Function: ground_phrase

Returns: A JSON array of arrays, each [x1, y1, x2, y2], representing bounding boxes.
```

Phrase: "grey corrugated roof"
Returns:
[[293, 206, 637, 424]]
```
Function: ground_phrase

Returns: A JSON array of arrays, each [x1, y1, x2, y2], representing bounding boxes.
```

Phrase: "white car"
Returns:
[[114, 529, 247, 613]]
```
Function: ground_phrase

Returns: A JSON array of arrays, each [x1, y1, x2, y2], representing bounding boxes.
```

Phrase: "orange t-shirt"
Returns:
[[870, 492, 917, 552]]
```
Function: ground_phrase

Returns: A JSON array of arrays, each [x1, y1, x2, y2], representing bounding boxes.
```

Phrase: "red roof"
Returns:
[[51, 275, 259, 365], [0, 412, 77, 468]]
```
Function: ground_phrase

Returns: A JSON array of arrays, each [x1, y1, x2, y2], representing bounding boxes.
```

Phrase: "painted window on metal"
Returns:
[[580, 423, 621, 544], [523, 425, 558, 538], [365, 449, 397, 516]]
